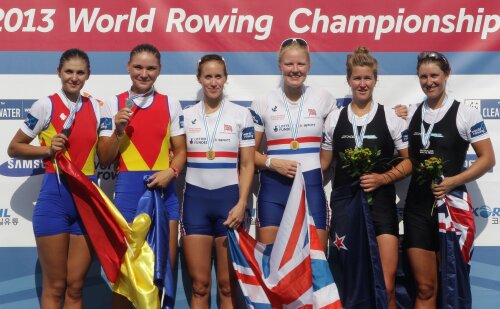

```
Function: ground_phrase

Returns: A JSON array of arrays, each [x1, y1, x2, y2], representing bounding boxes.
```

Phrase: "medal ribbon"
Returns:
[[61, 92, 82, 131], [420, 95, 448, 149], [126, 87, 155, 109], [351, 102, 377, 149], [281, 89, 305, 142], [201, 100, 226, 153]]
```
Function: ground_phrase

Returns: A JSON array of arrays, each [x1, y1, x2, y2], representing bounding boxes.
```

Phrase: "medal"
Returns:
[[282, 88, 305, 150], [201, 100, 225, 160], [206, 150, 216, 160], [125, 98, 134, 109], [421, 95, 448, 149], [290, 140, 300, 150]]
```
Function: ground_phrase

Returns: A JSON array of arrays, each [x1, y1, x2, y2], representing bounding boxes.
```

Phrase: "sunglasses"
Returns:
[[280, 38, 309, 49], [417, 51, 448, 64]]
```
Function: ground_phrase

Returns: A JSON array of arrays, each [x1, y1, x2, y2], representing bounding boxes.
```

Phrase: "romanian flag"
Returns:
[[55, 153, 174, 308]]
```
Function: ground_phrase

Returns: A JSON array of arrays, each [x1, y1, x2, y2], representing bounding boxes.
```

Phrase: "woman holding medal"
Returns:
[[405, 51, 494, 308], [8, 49, 100, 308], [181, 54, 255, 308], [251, 38, 337, 249], [97, 43, 186, 307], [320, 47, 411, 308]]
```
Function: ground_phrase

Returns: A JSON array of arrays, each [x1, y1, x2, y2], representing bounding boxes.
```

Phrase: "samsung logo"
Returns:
[[0, 159, 45, 177]]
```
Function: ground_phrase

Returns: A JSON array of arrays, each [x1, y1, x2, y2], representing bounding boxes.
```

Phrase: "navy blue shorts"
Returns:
[[257, 168, 328, 229], [114, 171, 179, 223], [33, 173, 96, 237], [181, 183, 239, 238]]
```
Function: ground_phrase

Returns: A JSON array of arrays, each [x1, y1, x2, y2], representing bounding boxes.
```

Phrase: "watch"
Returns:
[[265, 157, 272, 169]]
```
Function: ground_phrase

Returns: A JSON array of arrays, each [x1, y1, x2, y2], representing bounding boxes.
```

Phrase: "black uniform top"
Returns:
[[406, 100, 469, 211], [332, 104, 396, 188]]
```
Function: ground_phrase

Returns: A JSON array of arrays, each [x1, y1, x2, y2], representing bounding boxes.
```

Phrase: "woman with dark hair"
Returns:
[[321, 47, 411, 308], [8, 48, 100, 308], [98, 43, 186, 307], [404, 51, 494, 308], [181, 54, 255, 308]]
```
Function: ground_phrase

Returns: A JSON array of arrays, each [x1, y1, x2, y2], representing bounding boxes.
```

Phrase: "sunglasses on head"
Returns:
[[280, 38, 309, 49], [417, 51, 448, 64]]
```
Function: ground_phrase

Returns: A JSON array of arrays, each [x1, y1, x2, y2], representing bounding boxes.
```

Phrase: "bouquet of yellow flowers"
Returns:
[[339, 147, 381, 204], [415, 156, 444, 185]]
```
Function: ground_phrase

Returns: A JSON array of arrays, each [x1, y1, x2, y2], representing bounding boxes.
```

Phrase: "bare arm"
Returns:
[[360, 148, 412, 192], [224, 146, 255, 228], [148, 134, 187, 189], [433, 138, 495, 199], [254, 131, 298, 178], [8, 129, 67, 160], [320, 148, 334, 175], [96, 107, 132, 166]]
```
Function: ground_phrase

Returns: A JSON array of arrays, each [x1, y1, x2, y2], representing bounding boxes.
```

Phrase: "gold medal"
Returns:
[[290, 140, 300, 150], [206, 150, 216, 160]]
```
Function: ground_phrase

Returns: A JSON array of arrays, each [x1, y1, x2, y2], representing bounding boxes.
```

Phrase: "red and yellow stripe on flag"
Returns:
[[55, 153, 163, 308]]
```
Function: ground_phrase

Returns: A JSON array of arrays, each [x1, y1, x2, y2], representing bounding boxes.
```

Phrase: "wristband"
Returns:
[[265, 157, 272, 169], [169, 165, 179, 178]]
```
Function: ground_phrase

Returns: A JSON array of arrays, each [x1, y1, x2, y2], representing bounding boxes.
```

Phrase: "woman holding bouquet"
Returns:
[[404, 51, 495, 308], [320, 47, 411, 308]]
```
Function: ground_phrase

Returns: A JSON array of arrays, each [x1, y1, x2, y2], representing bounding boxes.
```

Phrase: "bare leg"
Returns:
[[183, 235, 214, 309], [407, 248, 438, 309], [36, 234, 69, 309], [169, 220, 179, 270], [215, 236, 238, 309], [377, 234, 399, 309], [63, 234, 93, 309], [256, 226, 279, 245]]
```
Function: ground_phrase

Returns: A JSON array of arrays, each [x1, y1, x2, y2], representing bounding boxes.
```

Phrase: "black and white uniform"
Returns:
[[405, 96, 489, 250]]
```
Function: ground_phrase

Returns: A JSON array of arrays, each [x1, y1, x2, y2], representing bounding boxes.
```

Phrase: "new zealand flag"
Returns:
[[329, 182, 388, 308]]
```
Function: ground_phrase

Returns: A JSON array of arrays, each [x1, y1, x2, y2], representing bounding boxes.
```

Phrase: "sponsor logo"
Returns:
[[191, 118, 197, 124], [308, 108, 317, 117], [473, 205, 500, 224], [470, 121, 487, 138], [224, 124, 233, 133], [402, 129, 409, 143], [95, 162, 117, 181], [99, 118, 112, 131], [242, 127, 255, 140], [272, 106, 278, 112], [0, 209, 19, 227], [179, 115, 184, 128], [249, 109, 263, 126], [0, 100, 35, 119], [24, 113, 39, 130], [464, 99, 500, 119], [59, 112, 68, 121], [189, 137, 207, 145], [0, 159, 45, 177]]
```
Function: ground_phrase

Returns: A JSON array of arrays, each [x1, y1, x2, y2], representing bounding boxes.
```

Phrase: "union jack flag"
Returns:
[[437, 188, 475, 309], [227, 166, 341, 308]]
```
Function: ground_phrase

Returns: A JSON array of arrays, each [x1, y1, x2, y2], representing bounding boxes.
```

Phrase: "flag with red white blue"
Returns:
[[227, 166, 341, 308]]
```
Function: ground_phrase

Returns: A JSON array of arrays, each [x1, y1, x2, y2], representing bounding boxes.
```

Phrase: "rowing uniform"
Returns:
[[181, 100, 255, 237], [22, 90, 100, 236], [251, 86, 337, 229], [405, 96, 488, 250], [99, 90, 184, 222], [322, 102, 408, 236]]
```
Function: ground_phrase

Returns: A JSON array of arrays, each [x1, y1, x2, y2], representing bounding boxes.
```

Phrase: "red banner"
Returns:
[[0, 0, 499, 51]]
